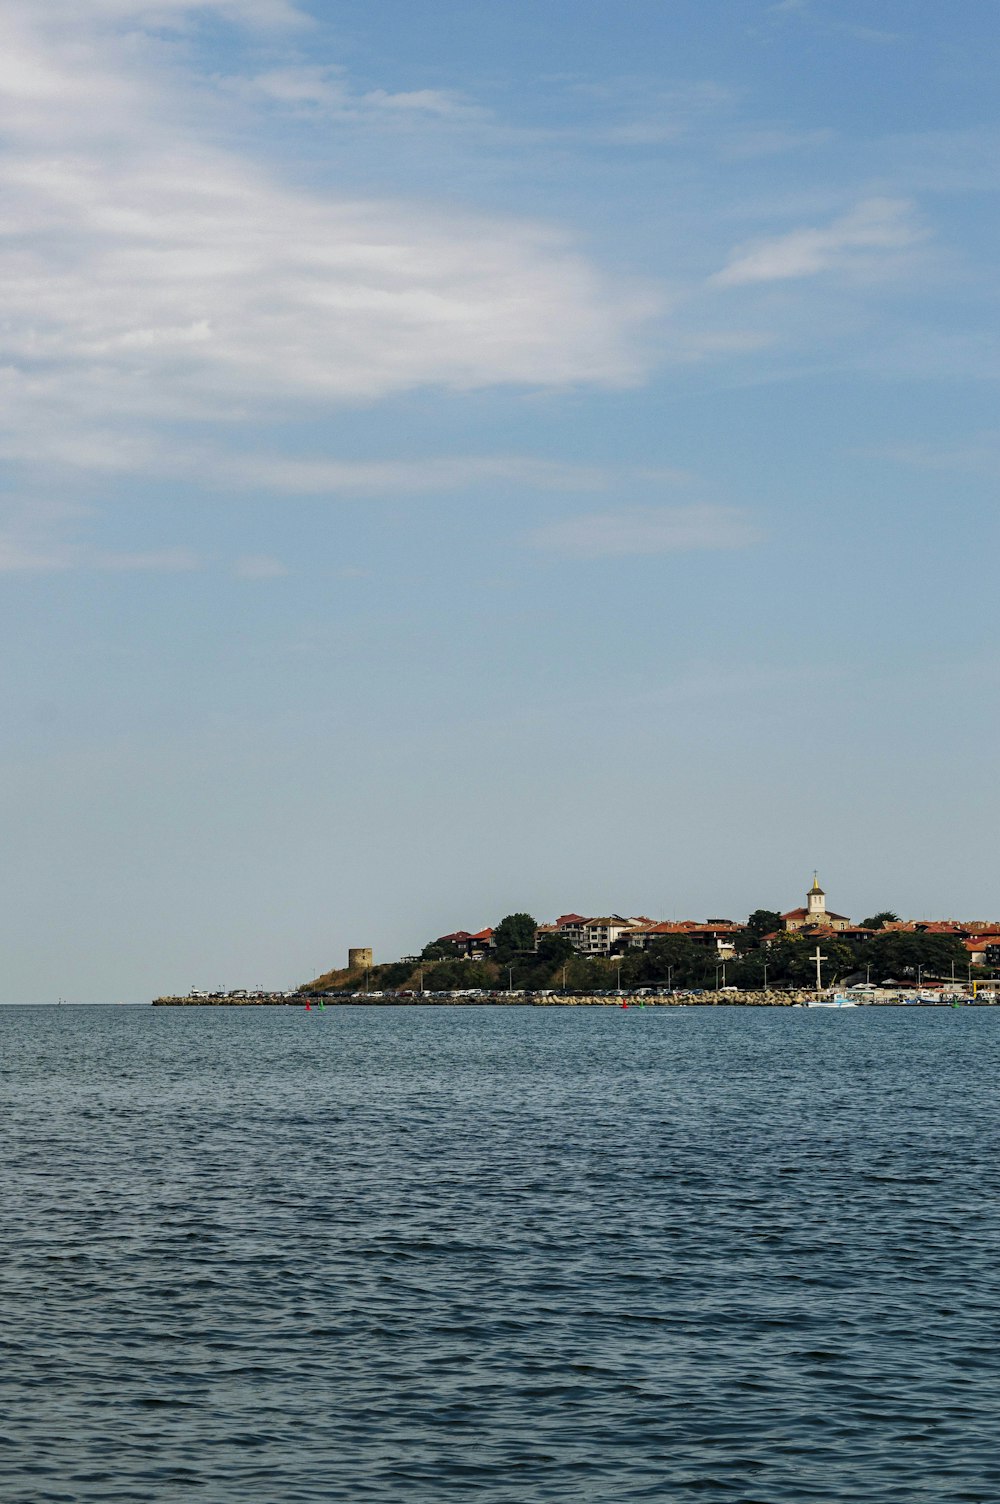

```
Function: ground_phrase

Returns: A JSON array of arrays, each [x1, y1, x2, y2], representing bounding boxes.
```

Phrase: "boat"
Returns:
[[806, 994, 859, 1008]]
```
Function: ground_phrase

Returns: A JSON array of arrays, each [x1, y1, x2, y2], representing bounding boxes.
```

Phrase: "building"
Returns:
[[434, 928, 494, 958], [782, 875, 852, 933], [880, 919, 1000, 968], [554, 915, 652, 954], [627, 919, 740, 959]]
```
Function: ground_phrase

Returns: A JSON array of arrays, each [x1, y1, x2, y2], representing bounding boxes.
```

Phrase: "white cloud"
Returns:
[[233, 554, 290, 578], [712, 198, 922, 286], [869, 436, 1000, 478], [228, 67, 482, 123], [11, 440, 695, 499], [91, 547, 202, 571], [362, 88, 475, 117], [0, 536, 73, 572], [221, 455, 620, 496], [0, 0, 658, 481], [722, 128, 835, 160], [528, 505, 762, 559], [13, 0, 303, 28], [766, 1, 899, 43], [0, 535, 200, 573]]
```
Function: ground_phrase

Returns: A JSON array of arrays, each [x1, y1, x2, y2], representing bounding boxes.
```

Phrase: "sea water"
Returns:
[[2, 1003, 999, 1502]]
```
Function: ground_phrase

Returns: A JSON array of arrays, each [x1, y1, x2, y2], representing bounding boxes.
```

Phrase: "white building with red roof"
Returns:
[[782, 874, 853, 933]]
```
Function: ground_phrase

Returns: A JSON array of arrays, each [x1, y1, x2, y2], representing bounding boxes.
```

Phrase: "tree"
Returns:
[[630, 936, 711, 987], [536, 933, 576, 966], [738, 933, 858, 988], [859, 911, 900, 930], [420, 940, 457, 961], [492, 912, 538, 954], [859, 931, 967, 981], [744, 909, 784, 944]]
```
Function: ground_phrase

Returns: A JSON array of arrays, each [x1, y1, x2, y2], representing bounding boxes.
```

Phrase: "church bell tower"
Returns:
[[807, 872, 827, 922]]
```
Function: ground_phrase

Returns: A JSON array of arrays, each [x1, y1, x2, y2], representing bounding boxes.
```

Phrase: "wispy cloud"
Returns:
[[233, 554, 290, 579], [528, 505, 762, 559], [0, 1, 658, 465], [766, 0, 899, 43], [229, 65, 484, 122], [218, 455, 691, 496], [712, 198, 922, 286], [868, 435, 1000, 479], [722, 127, 835, 160], [23, 0, 306, 29], [0, 535, 200, 574]]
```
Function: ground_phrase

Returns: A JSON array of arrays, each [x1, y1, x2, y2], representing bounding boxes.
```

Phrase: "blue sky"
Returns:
[[1, 0, 997, 1000]]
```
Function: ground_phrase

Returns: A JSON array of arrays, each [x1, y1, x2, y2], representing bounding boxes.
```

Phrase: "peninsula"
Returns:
[[152, 876, 1000, 1005]]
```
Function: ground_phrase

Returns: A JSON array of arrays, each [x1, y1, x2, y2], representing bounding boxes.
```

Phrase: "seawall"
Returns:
[[152, 990, 814, 1007]]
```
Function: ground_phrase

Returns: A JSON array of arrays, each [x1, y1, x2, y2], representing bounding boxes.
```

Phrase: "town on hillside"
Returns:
[[301, 876, 1000, 997]]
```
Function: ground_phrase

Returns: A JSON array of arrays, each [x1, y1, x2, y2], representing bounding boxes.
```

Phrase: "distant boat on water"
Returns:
[[807, 995, 859, 1008]]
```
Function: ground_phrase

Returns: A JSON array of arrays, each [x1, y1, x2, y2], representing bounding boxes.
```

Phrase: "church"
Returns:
[[782, 874, 853, 933]]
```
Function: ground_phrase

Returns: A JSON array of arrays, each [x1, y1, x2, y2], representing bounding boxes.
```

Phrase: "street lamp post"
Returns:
[[507, 966, 514, 995]]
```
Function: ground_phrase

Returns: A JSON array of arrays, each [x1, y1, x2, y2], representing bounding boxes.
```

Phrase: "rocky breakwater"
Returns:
[[151, 992, 297, 1006], [152, 989, 818, 1007], [524, 990, 811, 1006]]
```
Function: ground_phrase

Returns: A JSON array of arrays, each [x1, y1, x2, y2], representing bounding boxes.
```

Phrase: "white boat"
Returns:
[[806, 995, 859, 1008]]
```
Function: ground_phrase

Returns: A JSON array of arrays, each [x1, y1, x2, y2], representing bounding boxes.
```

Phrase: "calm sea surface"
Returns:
[[2, 1003, 999, 1503]]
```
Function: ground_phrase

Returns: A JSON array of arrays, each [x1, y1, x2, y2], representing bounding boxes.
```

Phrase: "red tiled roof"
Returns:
[[782, 908, 850, 921], [630, 922, 689, 935]]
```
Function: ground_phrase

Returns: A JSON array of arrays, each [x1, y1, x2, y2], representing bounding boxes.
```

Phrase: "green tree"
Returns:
[[744, 934, 858, 988], [743, 909, 784, 945], [635, 936, 709, 987], [859, 911, 900, 930], [536, 933, 576, 966], [492, 912, 538, 955], [859, 931, 967, 982], [420, 939, 457, 961], [509, 933, 578, 991]]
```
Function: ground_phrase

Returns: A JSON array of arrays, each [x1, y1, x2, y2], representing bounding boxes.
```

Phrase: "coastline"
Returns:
[[153, 989, 860, 1007]]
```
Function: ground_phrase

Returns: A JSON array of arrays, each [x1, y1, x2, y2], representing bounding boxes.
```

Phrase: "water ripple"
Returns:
[[2, 1003, 999, 1501]]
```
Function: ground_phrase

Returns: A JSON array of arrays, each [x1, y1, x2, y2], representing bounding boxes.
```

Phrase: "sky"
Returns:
[[0, 0, 997, 1000]]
